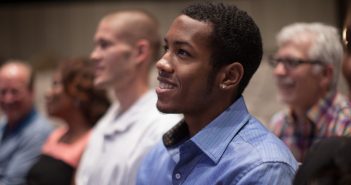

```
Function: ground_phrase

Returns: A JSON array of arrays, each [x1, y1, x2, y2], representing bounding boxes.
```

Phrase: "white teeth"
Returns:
[[159, 82, 174, 89]]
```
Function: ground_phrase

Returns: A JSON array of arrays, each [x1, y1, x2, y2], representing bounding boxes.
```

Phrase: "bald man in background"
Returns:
[[0, 60, 53, 185], [75, 10, 181, 185]]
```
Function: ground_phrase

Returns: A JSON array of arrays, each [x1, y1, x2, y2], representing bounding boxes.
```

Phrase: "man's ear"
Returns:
[[134, 39, 150, 65], [320, 64, 333, 90], [218, 62, 244, 90]]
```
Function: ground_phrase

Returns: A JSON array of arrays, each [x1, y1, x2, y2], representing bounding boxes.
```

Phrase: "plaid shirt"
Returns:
[[269, 91, 351, 162]]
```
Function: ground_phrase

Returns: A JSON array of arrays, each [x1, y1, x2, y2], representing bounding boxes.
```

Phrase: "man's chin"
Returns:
[[156, 103, 179, 114], [6, 115, 21, 125], [277, 94, 295, 105]]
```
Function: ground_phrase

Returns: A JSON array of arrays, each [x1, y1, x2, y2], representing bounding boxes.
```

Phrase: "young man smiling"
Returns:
[[137, 2, 297, 185]]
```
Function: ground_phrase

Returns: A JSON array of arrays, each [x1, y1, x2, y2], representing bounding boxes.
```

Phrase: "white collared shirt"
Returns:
[[75, 90, 181, 185]]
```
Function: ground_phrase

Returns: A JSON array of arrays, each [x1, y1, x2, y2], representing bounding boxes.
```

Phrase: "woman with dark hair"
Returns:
[[26, 58, 110, 185]]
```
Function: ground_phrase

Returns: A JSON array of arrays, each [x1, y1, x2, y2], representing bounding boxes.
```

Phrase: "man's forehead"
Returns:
[[0, 64, 30, 85], [166, 15, 212, 43], [171, 15, 211, 29], [1, 64, 27, 76], [0, 77, 29, 92], [277, 42, 310, 59], [95, 19, 127, 41]]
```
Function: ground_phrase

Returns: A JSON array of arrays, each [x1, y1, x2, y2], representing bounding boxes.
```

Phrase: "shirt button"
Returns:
[[175, 173, 181, 179]]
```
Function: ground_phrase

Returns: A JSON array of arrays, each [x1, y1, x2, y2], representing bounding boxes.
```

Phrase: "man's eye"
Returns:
[[176, 49, 191, 57], [98, 40, 111, 49], [286, 59, 299, 67], [163, 45, 169, 53], [100, 42, 108, 48]]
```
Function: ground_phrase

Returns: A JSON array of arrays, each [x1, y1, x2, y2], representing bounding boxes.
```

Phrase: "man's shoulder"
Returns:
[[31, 112, 53, 130], [22, 112, 53, 138], [315, 92, 351, 135], [331, 93, 351, 115], [233, 117, 297, 168], [311, 92, 351, 120]]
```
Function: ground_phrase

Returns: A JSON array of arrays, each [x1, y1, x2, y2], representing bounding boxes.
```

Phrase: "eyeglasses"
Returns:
[[267, 56, 324, 70]]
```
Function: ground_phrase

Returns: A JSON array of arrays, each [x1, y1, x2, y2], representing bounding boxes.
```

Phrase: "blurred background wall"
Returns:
[[0, 0, 348, 124]]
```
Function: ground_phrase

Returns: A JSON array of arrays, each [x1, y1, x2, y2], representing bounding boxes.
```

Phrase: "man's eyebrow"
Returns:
[[95, 38, 105, 43], [164, 38, 192, 47]]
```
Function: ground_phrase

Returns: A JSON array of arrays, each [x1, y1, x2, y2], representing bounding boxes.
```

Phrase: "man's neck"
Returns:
[[3, 108, 35, 140], [114, 82, 149, 114], [184, 94, 237, 137], [290, 101, 315, 125], [7, 107, 34, 129]]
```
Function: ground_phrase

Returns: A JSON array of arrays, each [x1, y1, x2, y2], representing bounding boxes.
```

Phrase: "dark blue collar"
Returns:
[[1, 108, 37, 141]]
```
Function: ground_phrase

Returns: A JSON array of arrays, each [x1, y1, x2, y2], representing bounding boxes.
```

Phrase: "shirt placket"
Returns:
[[172, 143, 202, 185]]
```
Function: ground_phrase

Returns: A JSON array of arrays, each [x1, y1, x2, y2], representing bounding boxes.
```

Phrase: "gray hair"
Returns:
[[276, 22, 343, 90]]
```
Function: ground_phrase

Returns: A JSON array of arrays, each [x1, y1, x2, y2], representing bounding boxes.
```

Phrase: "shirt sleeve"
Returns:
[[0, 133, 47, 185], [236, 162, 296, 185]]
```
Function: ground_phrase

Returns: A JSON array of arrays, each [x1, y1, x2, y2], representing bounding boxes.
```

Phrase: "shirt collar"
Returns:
[[1, 107, 37, 140], [162, 96, 251, 164], [192, 96, 250, 164], [163, 120, 189, 147], [306, 90, 336, 124], [283, 91, 337, 126], [103, 90, 156, 135]]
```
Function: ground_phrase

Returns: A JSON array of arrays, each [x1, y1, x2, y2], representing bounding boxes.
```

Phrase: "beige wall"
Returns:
[[0, 0, 346, 124]]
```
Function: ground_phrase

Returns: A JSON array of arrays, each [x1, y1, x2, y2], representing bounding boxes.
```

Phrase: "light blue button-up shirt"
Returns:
[[0, 108, 53, 185], [137, 96, 298, 185]]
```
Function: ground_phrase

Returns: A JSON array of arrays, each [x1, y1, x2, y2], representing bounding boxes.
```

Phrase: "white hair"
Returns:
[[276, 22, 343, 90]]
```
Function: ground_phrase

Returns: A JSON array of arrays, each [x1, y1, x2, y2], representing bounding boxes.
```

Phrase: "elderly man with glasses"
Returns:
[[268, 22, 351, 162]]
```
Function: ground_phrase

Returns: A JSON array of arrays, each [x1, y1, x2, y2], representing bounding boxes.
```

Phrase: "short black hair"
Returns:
[[182, 2, 263, 95]]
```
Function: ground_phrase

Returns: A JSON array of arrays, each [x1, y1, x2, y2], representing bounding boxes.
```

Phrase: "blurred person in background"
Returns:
[[268, 22, 351, 162], [342, 4, 351, 100], [26, 58, 110, 185], [293, 137, 351, 185], [75, 9, 181, 185], [0, 60, 53, 185]]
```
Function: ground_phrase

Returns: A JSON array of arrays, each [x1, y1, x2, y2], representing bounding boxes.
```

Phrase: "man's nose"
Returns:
[[90, 48, 101, 62], [156, 57, 173, 74], [273, 62, 288, 77]]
